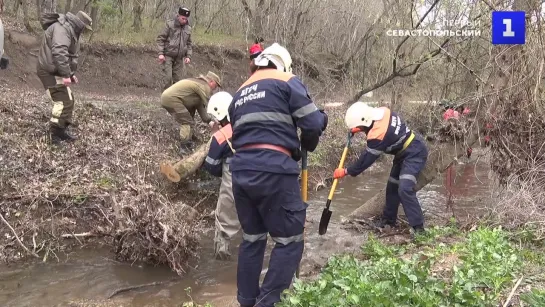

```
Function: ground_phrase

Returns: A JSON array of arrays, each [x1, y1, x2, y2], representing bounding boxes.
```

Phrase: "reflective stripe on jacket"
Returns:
[[204, 124, 234, 177], [228, 69, 324, 175]]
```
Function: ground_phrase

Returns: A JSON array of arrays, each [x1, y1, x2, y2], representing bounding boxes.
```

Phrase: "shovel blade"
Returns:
[[318, 208, 332, 235]]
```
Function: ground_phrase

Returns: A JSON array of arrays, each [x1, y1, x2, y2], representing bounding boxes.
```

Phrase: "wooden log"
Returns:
[[160, 138, 213, 182]]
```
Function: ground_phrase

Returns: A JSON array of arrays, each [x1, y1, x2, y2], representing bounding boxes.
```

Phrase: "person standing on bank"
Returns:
[[156, 7, 193, 91], [37, 11, 93, 143]]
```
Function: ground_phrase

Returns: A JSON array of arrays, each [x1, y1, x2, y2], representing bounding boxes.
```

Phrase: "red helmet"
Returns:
[[249, 43, 263, 59]]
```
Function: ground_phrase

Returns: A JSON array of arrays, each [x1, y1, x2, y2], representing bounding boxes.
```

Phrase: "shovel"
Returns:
[[295, 149, 308, 279], [318, 132, 352, 235]]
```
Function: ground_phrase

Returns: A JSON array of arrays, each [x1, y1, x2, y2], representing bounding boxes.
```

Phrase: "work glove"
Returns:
[[350, 127, 362, 134], [0, 56, 9, 70], [333, 168, 347, 179], [318, 107, 328, 132]]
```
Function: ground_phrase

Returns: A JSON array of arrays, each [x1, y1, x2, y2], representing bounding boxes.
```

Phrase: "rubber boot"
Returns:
[[214, 230, 231, 260], [178, 141, 193, 157], [373, 216, 397, 229], [411, 224, 426, 240], [50, 125, 77, 143]]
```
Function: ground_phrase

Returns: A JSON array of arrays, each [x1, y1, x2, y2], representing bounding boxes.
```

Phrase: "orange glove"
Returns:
[[350, 127, 362, 134], [333, 168, 347, 179]]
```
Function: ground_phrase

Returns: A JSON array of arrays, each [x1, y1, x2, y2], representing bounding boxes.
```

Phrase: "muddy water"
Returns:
[[0, 160, 491, 307]]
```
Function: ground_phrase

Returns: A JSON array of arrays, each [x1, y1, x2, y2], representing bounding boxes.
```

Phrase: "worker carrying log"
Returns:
[[228, 43, 327, 307], [156, 6, 193, 91], [160, 71, 222, 156], [333, 102, 428, 236], [202, 91, 240, 260], [36, 11, 93, 143]]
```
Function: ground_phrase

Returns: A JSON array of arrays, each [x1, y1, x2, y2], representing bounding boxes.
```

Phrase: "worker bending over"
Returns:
[[160, 71, 221, 155], [228, 43, 327, 307], [333, 102, 428, 235], [202, 91, 240, 260]]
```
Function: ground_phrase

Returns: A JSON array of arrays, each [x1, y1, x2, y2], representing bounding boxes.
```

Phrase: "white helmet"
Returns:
[[254, 43, 293, 73], [345, 102, 385, 129], [207, 91, 233, 122]]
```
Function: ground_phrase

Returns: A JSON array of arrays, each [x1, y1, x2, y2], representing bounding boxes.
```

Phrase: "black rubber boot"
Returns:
[[373, 217, 397, 229], [178, 141, 193, 156], [50, 125, 77, 143], [411, 224, 426, 240]]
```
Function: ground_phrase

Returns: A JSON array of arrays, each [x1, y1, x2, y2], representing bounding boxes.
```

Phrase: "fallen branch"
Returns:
[[0, 213, 39, 258], [61, 232, 96, 239], [503, 275, 523, 307], [107, 278, 178, 299]]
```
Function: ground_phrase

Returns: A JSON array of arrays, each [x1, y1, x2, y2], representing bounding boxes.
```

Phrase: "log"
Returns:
[[160, 138, 213, 182], [343, 131, 480, 222]]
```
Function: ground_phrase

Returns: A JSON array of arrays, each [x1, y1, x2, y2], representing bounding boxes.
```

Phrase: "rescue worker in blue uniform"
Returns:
[[202, 91, 241, 260], [228, 43, 328, 307], [333, 102, 428, 234]]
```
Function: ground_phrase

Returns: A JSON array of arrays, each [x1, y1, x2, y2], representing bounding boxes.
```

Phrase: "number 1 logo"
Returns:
[[492, 11, 525, 45]]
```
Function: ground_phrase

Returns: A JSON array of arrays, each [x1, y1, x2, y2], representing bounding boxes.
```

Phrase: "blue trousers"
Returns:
[[232, 170, 307, 307], [383, 137, 428, 227]]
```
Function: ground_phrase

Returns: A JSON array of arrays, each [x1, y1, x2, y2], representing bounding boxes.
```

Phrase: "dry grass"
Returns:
[[490, 163, 545, 238], [0, 86, 215, 274]]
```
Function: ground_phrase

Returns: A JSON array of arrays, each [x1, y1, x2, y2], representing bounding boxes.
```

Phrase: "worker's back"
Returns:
[[228, 68, 324, 175]]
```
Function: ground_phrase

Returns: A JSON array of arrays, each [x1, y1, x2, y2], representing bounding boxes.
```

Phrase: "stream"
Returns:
[[0, 159, 492, 307]]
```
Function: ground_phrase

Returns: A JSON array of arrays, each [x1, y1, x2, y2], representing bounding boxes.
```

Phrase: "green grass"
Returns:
[[91, 18, 246, 48], [277, 226, 539, 307]]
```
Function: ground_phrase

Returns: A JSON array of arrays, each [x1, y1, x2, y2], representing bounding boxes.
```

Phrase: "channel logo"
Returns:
[[492, 11, 526, 45]]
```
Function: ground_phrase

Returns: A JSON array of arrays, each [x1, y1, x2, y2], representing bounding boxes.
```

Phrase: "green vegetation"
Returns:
[[278, 226, 545, 307], [91, 17, 246, 48]]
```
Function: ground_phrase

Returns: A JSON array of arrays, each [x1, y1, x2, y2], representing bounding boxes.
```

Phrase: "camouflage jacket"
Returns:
[[156, 18, 193, 59], [37, 13, 84, 78], [173, 77, 212, 122]]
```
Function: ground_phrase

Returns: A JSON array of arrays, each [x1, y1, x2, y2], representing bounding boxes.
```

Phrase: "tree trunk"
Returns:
[[64, 0, 71, 13], [20, 0, 35, 34], [132, 0, 143, 31], [90, 0, 99, 29], [159, 139, 213, 183]]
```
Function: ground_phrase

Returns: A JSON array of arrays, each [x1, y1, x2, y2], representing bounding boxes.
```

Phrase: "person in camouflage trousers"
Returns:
[[160, 71, 222, 155], [156, 6, 193, 91], [36, 11, 92, 143]]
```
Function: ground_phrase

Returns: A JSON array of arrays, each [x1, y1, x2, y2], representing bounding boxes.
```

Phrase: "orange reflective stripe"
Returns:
[[238, 69, 294, 91], [213, 124, 233, 145], [240, 143, 291, 156], [367, 107, 391, 141]]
